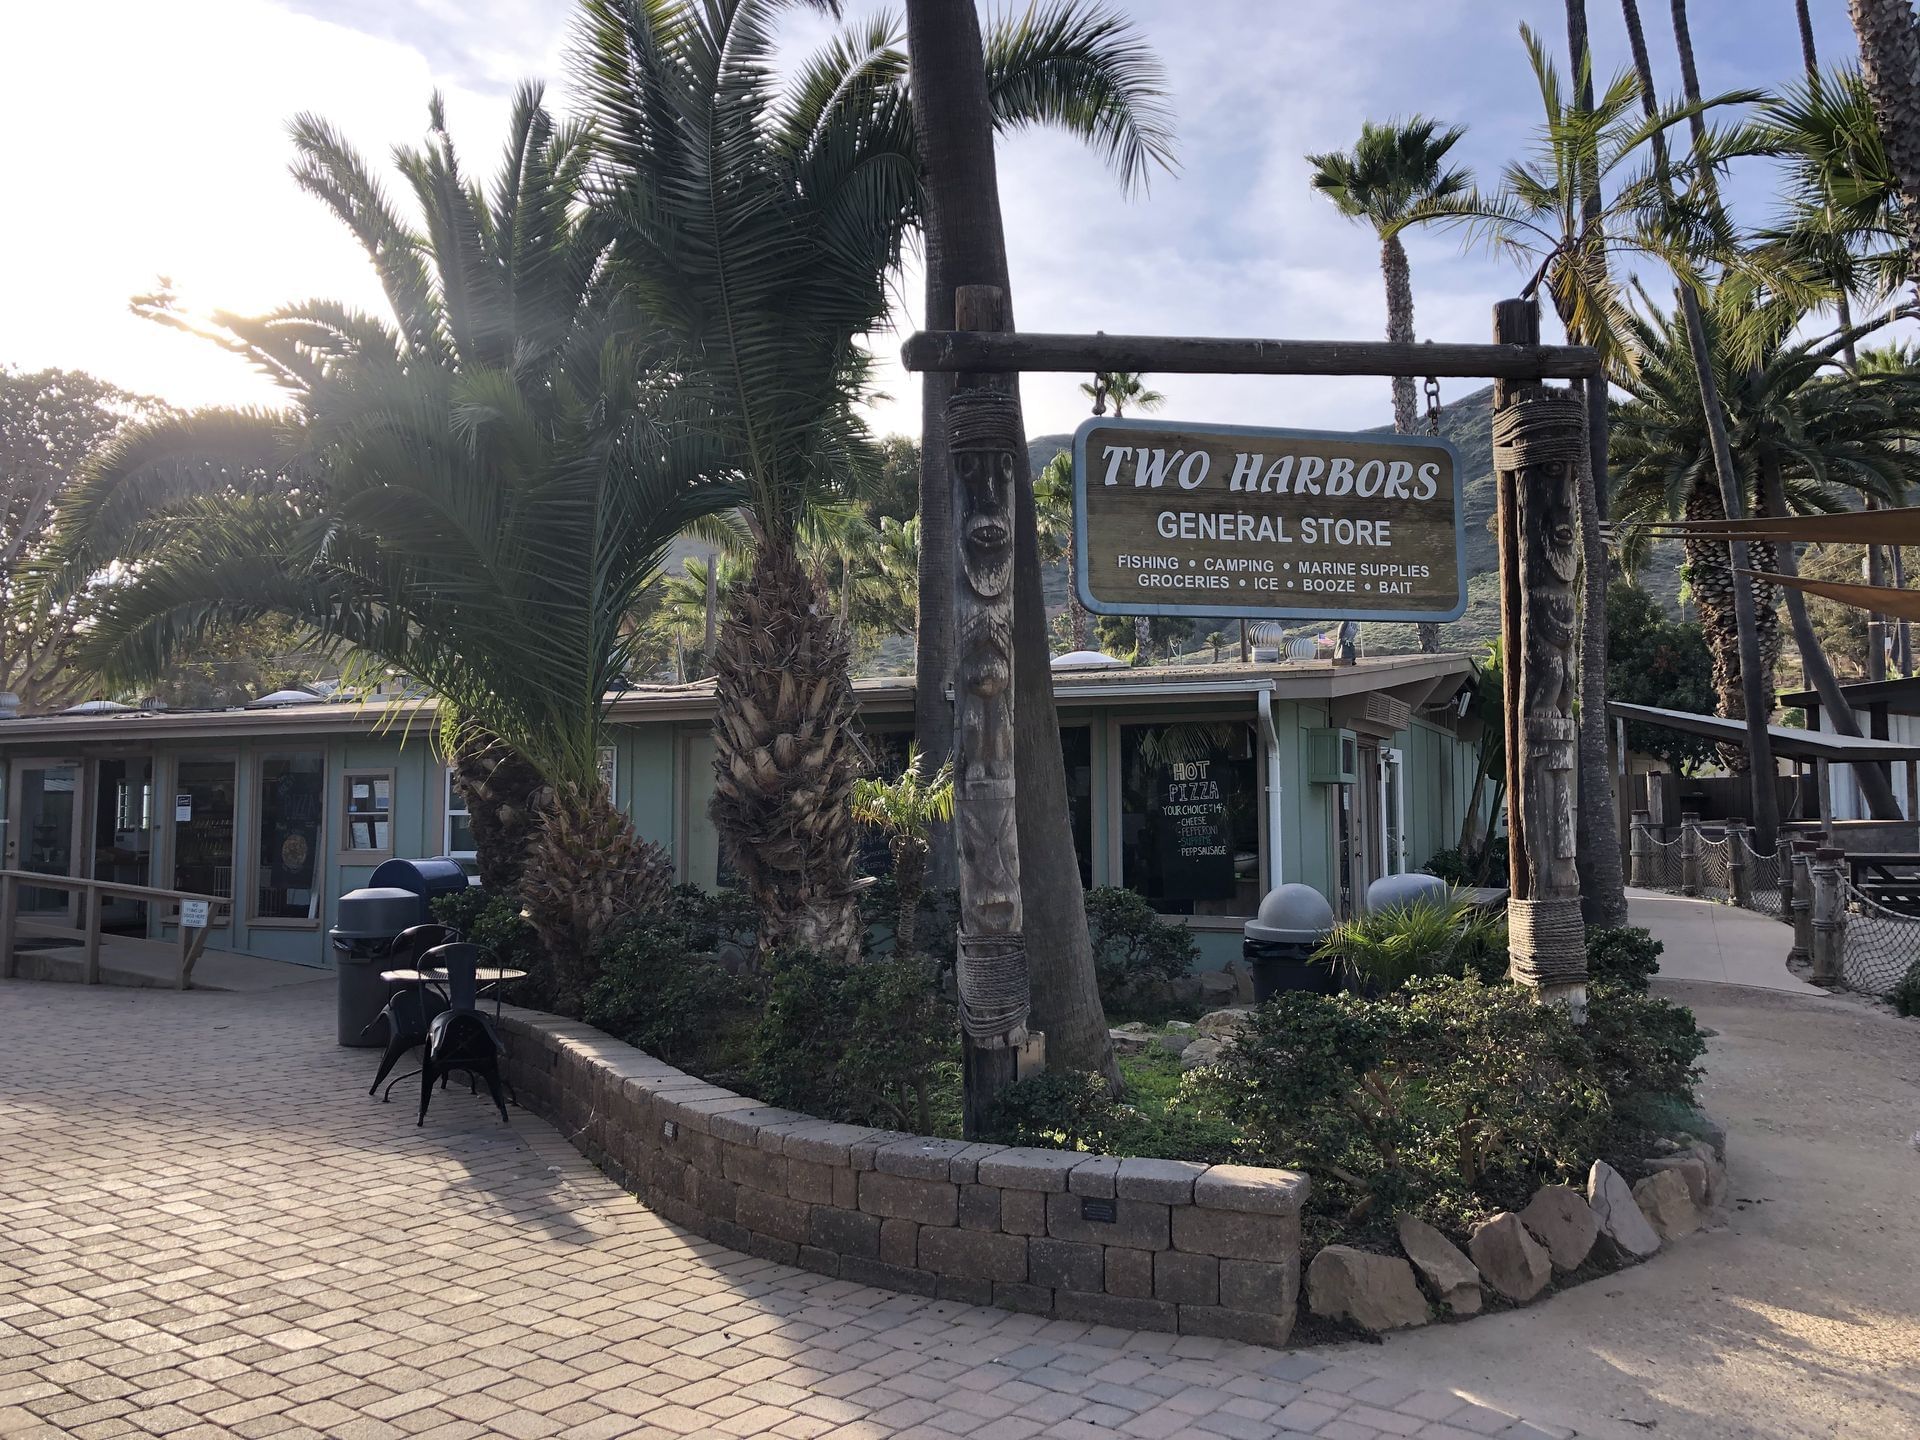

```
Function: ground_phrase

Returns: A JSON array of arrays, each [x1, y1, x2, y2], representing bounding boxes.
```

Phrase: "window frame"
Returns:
[[338, 767, 397, 863], [250, 750, 327, 928], [442, 767, 477, 861], [165, 751, 239, 926]]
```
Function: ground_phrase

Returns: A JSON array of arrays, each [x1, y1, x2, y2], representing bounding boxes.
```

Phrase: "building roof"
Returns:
[[0, 653, 1474, 745], [1775, 675, 1920, 716], [1608, 700, 1920, 762]]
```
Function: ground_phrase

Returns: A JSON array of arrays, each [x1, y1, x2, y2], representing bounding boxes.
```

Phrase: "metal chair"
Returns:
[[417, 942, 510, 1125], [364, 923, 459, 1098]]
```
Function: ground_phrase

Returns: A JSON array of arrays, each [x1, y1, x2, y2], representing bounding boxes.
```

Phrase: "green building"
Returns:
[[0, 654, 1482, 972]]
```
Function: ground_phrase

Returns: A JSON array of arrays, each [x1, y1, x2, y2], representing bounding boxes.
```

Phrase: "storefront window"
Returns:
[[1119, 721, 1260, 916], [172, 758, 236, 903], [256, 752, 324, 920], [444, 769, 476, 859]]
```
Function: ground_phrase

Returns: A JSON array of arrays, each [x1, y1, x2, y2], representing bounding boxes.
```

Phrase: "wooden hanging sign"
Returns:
[[1072, 418, 1468, 622]]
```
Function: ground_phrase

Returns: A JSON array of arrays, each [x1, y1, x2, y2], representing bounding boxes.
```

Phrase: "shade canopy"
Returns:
[[1607, 700, 1920, 763], [1736, 570, 1920, 623], [1634, 506, 1920, 545]]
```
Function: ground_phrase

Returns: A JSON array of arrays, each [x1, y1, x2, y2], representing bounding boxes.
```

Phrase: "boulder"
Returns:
[[1518, 1185, 1599, 1272], [1643, 1154, 1711, 1210], [1306, 1246, 1430, 1332], [1633, 1168, 1702, 1242], [1587, 1160, 1661, 1260], [1198, 971, 1238, 1005], [1685, 1141, 1727, 1208], [1178, 1038, 1225, 1071], [1196, 1006, 1257, 1039], [1224, 959, 1256, 1004], [1170, 974, 1205, 1007], [1395, 1215, 1483, 1316], [1682, 1109, 1728, 1161], [1108, 1029, 1153, 1057], [1467, 1212, 1551, 1303]]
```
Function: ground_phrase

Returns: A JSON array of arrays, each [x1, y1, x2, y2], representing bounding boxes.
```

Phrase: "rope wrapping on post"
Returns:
[[1492, 391, 1587, 474], [955, 933, 1030, 1047], [1507, 896, 1588, 988]]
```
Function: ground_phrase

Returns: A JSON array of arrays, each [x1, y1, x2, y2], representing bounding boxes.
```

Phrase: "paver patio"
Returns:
[[0, 979, 1576, 1440]]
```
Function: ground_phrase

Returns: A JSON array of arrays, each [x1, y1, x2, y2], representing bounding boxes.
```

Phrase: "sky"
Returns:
[[0, 0, 1885, 444]]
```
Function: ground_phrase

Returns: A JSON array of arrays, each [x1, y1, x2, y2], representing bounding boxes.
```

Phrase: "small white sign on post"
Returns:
[[175, 794, 193, 822], [180, 899, 210, 930]]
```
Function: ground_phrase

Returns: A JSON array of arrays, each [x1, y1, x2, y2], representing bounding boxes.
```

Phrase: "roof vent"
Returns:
[[1052, 650, 1126, 669], [0, 692, 17, 719], [247, 688, 323, 709], [61, 699, 134, 715]]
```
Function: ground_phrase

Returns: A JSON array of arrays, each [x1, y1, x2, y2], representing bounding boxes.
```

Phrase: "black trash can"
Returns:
[[1243, 884, 1337, 1002], [369, 856, 472, 914], [331, 886, 428, 1047]]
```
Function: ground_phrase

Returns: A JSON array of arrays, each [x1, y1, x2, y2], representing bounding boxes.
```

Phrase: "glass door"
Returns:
[[5, 758, 84, 920], [93, 757, 155, 934]]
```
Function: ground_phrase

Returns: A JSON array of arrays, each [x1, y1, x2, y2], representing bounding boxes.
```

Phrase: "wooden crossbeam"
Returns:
[[900, 330, 1602, 379]]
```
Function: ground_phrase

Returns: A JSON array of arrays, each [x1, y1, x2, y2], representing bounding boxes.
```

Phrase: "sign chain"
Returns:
[[1425, 374, 1443, 436]]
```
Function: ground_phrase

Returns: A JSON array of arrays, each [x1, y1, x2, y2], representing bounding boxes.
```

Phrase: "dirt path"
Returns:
[[1331, 980, 1920, 1439]]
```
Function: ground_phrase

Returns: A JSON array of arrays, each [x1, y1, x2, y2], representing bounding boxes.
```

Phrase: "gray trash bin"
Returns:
[[331, 886, 427, 1047], [1242, 883, 1337, 1001]]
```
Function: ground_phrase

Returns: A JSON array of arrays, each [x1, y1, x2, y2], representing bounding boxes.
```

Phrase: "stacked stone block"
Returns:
[[493, 1006, 1309, 1345]]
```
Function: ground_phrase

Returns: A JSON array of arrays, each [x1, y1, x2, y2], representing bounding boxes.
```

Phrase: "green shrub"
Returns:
[[583, 923, 754, 1070], [750, 950, 957, 1131], [1202, 978, 1610, 1232], [1424, 837, 1507, 885], [859, 880, 958, 971], [1312, 894, 1508, 991], [1586, 926, 1663, 992], [983, 1051, 1242, 1163], [665, 884, 758, 953], [1580, 981, 1706, 1106], [1086, 887, 1199, 1016], [1895, 962, 1920, 1018]]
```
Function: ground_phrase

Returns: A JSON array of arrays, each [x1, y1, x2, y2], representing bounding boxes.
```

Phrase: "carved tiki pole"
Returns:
[[1493, 299, 1590, 1016], [947, 286, 1032, 1134]]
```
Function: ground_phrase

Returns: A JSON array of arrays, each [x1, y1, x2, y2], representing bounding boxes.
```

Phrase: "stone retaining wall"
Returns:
[[495, 1006, 1309, 1345]]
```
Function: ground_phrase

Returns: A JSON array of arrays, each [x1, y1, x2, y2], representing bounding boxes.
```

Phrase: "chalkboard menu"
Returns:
[[1154, 756, 1237, 902]]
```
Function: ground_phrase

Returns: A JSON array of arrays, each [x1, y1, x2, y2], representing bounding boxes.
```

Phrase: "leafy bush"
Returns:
[[584, 924, 754, 1070], [1313, 894, 1508, 991], [1202, 979, 1612, 1232], [750, 949, 957, 1132], [1580, 981, 1707, 1106], [860, 880, 958, 972], [984, 1051, 1242, 1163], [1586, 926, 1662, 992], [665, 884, 758, 954], [1895, 962, 1920, 1019], [1424, 837, 1507, 885], [1086, 887, 1199, 1016]]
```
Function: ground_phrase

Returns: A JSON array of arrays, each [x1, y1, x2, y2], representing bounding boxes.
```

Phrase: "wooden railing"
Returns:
[[0, 870, 228, 989]]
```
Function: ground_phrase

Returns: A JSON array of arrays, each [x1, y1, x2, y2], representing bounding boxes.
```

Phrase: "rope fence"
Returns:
[[1841, 882, 1920, 1000], [1736, 832, 1784, 918], [1696, 834, 1732, 903]]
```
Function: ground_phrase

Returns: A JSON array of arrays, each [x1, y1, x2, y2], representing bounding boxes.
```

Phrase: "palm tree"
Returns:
[[1034, 450, 1087, 650], [910, 2, 1176, 901], [38, 88, 733, 1011], [1609, 284, 1920, 817], [576, 0, 923, 964], [1846, 0, 1920, 297], [1307, 119, 1471, 436], [851, 744, 954, 953], [1079, 370, 1165, 417]]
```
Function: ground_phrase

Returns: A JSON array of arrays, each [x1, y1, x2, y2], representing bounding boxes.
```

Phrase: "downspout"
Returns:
[[1257, 685, 1285, 892]]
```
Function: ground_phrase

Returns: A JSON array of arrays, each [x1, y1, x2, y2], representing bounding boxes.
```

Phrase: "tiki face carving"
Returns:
[[957, 447, 1016, 601], [1543, 464, 1578, 585]]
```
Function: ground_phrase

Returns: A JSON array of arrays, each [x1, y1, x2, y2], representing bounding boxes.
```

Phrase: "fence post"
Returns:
[[1776, 836, 1795, 919], [1789, 839, 1818, 966], [1727, 817, 1751, 908], [0, 873, 17, 980], [1680, 812, 1700, 896], [1810, 846, 1847, 986], [1628, 810, 1652, 888]]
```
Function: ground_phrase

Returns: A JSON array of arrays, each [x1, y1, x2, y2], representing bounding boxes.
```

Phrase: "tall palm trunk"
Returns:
[[521, 782, 674, 1017], [447, 722, 549, 891], [1564, 0, 1629, 924], [906, 0, 1118, 1085], [1622, 0, 1781, 846], [1847, 0, 1920, 296], [711, 536, 865, 962], [1380, 234, 1420, 433], [1681, 484, 1783, 771]]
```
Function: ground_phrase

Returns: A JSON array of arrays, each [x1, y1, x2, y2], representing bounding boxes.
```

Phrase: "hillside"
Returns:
[[1028, 386, 1684, 654]]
